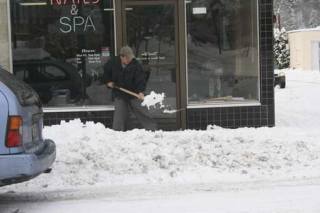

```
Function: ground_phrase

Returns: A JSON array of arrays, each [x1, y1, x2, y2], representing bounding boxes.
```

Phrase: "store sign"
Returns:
[[138, 52, 166, 61], [60, 16, 96, 33], [76, 49, 102, 64], [192, 7, 207, 15], [58, 3, 96, 33], [50, 0, 100, 6]]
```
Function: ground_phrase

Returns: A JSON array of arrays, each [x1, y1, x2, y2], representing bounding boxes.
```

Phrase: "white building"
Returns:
[[288, 28, 320, 72]]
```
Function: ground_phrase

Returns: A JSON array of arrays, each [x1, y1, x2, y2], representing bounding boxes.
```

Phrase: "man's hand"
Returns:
[[138, 92, 145, 101], [107, 82, 114, 88]]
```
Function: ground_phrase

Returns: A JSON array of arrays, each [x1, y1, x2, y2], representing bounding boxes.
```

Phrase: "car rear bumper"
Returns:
[[0, 139, 56, 186]]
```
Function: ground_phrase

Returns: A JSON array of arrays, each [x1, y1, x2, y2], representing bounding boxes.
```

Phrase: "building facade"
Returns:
[[288, 29, 320, 72], [1, 0, 274, 130]]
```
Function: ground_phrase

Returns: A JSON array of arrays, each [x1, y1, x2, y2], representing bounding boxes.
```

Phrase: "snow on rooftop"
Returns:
[[288, 26, 320, 33]]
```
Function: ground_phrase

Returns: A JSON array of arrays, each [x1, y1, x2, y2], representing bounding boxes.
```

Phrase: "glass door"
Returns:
[[122, 0, 179, 129]]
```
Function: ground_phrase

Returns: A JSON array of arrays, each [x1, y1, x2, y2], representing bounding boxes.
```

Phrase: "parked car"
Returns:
[[0, 67, 56, 186], [13, 59, 91, 105], [274, 71, 286, 88]]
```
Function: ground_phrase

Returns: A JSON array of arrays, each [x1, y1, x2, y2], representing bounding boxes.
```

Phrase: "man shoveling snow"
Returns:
[[103, 46, 157, 131]]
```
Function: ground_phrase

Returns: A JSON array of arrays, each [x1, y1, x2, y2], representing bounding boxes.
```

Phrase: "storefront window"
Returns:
[[10, 0, 115, 106], [186, 0, 259, 104]]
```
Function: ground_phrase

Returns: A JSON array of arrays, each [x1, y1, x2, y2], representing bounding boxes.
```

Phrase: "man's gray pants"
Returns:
[[113, 98, 157, 131]]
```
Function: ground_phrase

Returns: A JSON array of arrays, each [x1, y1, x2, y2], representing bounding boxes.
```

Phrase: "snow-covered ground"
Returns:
[[1, 69, 320, 213]]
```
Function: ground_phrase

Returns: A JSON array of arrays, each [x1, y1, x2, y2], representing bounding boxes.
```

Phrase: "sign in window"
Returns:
[[10, 0, 115, 107]]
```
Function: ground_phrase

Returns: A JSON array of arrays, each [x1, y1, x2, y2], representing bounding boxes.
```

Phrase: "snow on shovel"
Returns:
[[140, 92, 187, 114], [140, 92, 185, 114], [141, 91, 165, 109], [113, 86, 182, 113], [113, 86, 165, 109]]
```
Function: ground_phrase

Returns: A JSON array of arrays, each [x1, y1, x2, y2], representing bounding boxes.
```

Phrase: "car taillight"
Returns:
[[6, 116, 23, 148]]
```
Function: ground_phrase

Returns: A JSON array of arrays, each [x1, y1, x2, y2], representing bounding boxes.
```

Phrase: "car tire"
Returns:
[[280, 79, 286, 89]]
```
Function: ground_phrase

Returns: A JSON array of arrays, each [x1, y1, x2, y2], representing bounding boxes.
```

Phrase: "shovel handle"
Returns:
[[113, 85, 143, 100]]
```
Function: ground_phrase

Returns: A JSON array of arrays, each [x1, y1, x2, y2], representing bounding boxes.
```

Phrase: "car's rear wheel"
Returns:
[[280, 78, 286, 88]]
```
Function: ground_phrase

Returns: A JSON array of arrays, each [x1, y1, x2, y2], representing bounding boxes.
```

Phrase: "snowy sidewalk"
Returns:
[[1, 70, 320, 213]]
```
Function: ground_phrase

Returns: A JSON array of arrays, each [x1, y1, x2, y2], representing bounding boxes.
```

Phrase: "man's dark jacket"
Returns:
[[103, 56, 146, 100]]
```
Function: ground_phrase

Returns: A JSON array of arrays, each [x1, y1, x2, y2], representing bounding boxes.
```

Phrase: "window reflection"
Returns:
[[11, 0, 115, 106], [126, 4, 177, 120], [187, 0, 259, 103]]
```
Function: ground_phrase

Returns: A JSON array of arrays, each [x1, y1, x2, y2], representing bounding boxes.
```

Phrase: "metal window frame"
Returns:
[[118, 0, 187, 129], [184, 0, 261, 107]]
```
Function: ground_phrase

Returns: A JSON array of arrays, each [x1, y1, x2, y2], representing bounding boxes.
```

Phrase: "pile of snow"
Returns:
[[6, 119, 320, 192], [3, 69, 320, 193]]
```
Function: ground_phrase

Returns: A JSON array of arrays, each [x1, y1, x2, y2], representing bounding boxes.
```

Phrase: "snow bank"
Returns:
[[3, 69, 320, 192], [9, 123, 320, 191]]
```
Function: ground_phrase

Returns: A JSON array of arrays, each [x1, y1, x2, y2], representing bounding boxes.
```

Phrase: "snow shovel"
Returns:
[[109, 84, 183, 113], [113, 85, 143, 100]]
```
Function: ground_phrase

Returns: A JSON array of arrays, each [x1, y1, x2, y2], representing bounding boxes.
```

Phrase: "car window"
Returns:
[[15, 65, 68, 83], [43, 65, 69, 81], [0, 68, 40, 106], [15, 67, 31, 81], [14, 65, 42, 83], [14, 68, 26, 81]]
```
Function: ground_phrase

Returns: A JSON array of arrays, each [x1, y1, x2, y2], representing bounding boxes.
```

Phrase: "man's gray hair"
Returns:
[[120, 46, 135, 60]]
